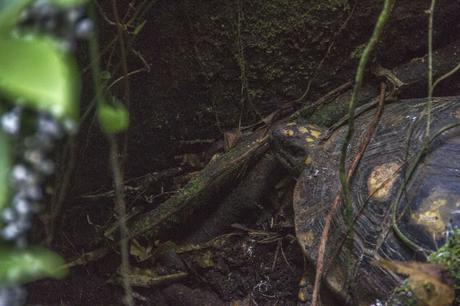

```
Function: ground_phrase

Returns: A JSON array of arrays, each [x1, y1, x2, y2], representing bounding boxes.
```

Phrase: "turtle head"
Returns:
[[271, 120, 323, 176]]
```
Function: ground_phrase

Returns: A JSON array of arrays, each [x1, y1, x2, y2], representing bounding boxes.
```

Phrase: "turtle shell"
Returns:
[[289, 97, 460, 305]]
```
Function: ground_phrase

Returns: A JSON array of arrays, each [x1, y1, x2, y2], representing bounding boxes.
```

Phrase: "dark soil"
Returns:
[[26, 224, 336, 306]]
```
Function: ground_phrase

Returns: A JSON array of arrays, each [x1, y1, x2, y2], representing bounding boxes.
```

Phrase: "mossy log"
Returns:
[[303, 38, 460, 128], [184, 153, 284, 244], [124, 130, 270, 241]]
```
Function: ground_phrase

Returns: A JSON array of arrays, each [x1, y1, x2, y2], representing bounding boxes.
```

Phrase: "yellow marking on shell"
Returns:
[[367, 162, 400, 201], [298, 125, 322, 139], [307, 124, 320, 130], [327, 265, 346, 294], [286, 122, 296, 126], [304, 156, 313, 166], [299, 231, 315, 248], [305, 127, 320, 142], [298, 290, 306, 302], [282, 129, 295, 136], [454, 109, 460, 119], [411, 189, 460, 239], [411, 199, 446, 237], [309, 129, 321, 138], [297, 126, 309, 134], [299, 275, 308, 287]]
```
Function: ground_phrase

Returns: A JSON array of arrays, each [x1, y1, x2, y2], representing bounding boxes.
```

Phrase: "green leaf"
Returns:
[[0, 131, 11, 213], [97, 101, 129, 134], [0, 0, 31, 33], [0, 246, 68, 285], [49, 0, 88, 7], [100, 70, 112, 80], [134, 20, 147, 36], [0, 35, 79, 120]]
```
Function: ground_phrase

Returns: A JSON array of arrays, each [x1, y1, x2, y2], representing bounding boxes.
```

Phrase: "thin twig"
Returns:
[[88, 5, 133, 306], [311, 0, 395, 303], [338, 0, 395, 243], [310, 83, 387, 306], [46, 136, 77, 245], [109, 135, 134, 306], [432, 62, 460, 90], [291, 81, 352, 120], [336, 0, 394, 296], [391, 121, 460, 254], [426, 0, 436, 137], [280, 241, 294, 272], [112, 0, 131, 167], [235, 0, 261, 124], [321, 83, 387, 288], [271, 240, 281, 271], [107, 68, 149, 90]]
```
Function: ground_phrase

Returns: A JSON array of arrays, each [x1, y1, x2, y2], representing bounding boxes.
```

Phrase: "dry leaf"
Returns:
[[117, 267, 188, 288], [261, 111, 277, 125], [65, 247, 109, 268], [375, 259, 454, 306], [180, 153, 204, 168], [224, 129, 242, 151], [195, 250, 214, 269], [230, 295, 252, 306], [130, 239, 153, 262]]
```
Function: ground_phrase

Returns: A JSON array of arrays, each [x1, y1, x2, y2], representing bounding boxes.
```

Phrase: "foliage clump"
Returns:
[[380, 231, 460, 306], [429, 230, 460, 284], [428, 230, 460, 303], [384, 281, 418, 306]]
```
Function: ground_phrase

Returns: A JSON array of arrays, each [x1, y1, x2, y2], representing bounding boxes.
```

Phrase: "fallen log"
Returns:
[[122, 131, 270, 241]]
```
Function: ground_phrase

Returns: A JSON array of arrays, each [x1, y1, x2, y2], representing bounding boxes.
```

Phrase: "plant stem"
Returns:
[[339, 0, 395, 207], [327, 0, 394, 305], [338, 0, 395, 256], [433, 61, 460, 90], [88, 5, 133, 305], [108, 135, 134, 306], [111, 0, 131, 166], [426, 0, 436, 138], [88, 4, 103, 108]]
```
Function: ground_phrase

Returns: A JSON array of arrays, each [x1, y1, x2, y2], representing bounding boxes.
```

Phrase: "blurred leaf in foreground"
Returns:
[[97, 100, 129, 134], [375, 259, 454, 306], [0, 35, 79, 120], [0, 246, 68, 285]]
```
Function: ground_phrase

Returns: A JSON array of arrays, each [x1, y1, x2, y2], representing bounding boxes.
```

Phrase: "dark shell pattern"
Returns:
[[278, 97, 460, 305]]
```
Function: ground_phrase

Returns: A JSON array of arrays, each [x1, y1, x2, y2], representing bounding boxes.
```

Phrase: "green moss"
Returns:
[[290, 95, 350, 127], [382, 231, 460, 305], [308, 100, 349, 127], [428, 230, 460, 286], [384, 281, 418, 306], [238, 0, 350, 101]]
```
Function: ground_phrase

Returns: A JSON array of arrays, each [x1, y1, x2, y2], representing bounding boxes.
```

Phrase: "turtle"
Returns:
[[270, 96, 460, 305]]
